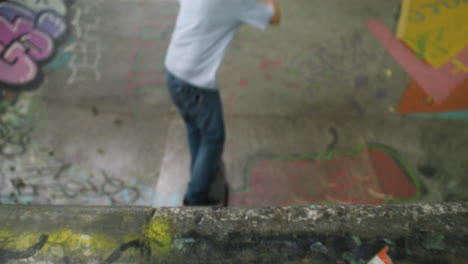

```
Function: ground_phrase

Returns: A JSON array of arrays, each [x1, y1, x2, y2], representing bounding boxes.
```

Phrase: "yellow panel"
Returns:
[[396, 0, 468, 68]]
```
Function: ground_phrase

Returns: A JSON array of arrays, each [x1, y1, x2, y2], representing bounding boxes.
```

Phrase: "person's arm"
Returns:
[[264, 0, 281, 25], [239, 0, 278, 30]]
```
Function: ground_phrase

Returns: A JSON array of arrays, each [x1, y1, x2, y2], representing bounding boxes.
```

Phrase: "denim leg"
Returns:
[[185, 90, 225, 202], [166, 70, 201, 170], [165, 70, 225, 203], [186, 125, 201, 171]]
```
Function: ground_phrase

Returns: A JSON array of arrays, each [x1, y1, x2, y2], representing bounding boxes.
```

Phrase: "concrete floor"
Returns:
[[0, 0, 467, 206]]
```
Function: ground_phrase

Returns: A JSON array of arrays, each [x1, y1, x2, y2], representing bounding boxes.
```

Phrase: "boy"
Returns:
[[164, 0, 281, 206]]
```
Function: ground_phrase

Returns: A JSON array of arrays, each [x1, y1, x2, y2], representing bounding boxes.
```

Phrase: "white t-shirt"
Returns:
[[164, 0, 274, 90]]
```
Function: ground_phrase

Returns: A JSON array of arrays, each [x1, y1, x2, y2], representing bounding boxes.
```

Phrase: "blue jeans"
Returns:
[[166, 70, 225, 203]]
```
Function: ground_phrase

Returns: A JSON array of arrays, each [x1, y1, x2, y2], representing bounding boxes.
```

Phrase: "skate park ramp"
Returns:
[[0, 0, 467, 207]]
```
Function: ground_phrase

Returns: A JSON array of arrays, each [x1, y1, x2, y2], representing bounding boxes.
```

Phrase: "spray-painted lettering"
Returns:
[[126, 4, 177, 115], [0, 1, 68, 87], [12, 0, 68, 16], [410, 0, 468, 23], [64, 1, 103, 85]]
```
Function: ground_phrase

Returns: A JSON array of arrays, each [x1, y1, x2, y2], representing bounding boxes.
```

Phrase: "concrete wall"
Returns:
[[1, 203, 467, 264]]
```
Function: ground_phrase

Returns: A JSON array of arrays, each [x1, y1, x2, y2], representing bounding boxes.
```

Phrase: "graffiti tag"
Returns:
[[0, 1, 69, 87], [230, 145, 421, 206]]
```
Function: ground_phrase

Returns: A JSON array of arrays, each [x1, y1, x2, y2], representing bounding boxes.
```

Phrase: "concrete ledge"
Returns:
[[1, 203, 467, 263]]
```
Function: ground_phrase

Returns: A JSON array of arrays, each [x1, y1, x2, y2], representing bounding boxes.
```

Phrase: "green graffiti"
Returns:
[[416, 32, 430, 59]]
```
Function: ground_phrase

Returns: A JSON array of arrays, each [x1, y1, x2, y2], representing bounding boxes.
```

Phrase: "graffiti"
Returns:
[[368, 19, 468, 103], [10, 0, 68, 16], [398, 78, 468, 119], [451, 58, 468, 74], [0, 115, 32, 158], [0, 90, 18, 115], [259, 60, 281, 71], [170, 230, 466, 264], [1, 213, 466, 263], [0, 146, 155, 205], [0, 234, 48, 263], [408, 9, 426, 23], [368, 247, 393, 264], [0, 218, 174, 263], [398, 0, 468, 67], [0, 2, 154, 206], [0, 95, 37, 159], [230, 145, 421, 206], [102, 240, 150, 264], [256, 236, 392, 263], [258, 59, 281, 80], [0, 0, 70, 88], [127, 24, 169, 77], [0, 0, 70, 160], [408, 0, 468, 22], [0, 231, 147, 264], [369, 17, 468, 119], [43, 38, 72, 68], [63, 1, 102, 85], [126, 24, 170, 115], [126, 5, 176, 113]]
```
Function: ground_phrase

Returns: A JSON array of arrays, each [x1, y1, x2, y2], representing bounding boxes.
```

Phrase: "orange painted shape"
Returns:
[[368, 246, 393, 264], [398, 78, 468, 113]]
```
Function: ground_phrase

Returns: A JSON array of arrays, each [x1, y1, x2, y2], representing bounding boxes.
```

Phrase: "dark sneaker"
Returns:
[[183, 197, 223, 207], [183, 161, 227, 207], [215, 160, 225, 178], [223, 183, 230, 206]]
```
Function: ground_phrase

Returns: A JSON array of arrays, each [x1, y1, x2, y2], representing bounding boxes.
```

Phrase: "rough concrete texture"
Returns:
[[0, 0, 467, 207], [0, 205, 153, 264], [0, 203, 467, 263]]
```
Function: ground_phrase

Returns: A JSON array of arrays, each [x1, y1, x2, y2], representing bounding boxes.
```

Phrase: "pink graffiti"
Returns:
[[0, 14, 55, 86], [259, 60, 281, 71], [367, 19, 468, 104], [0, 16, 54, 61], [0, 42, 38, 85], [0, 0, 68, 87]]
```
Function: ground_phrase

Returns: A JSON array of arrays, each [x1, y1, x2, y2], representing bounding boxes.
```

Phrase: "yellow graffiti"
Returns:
[[0, 228, 137, 259], [451, 59, 468, 74], [145, 218, 173, 255], [397, 0, 468, 68], [0, 230, 40, 251], [43, 229, 119, 257], [0, 218, 175, 260]]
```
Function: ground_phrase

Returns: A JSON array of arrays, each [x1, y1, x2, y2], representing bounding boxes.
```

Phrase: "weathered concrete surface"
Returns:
[[1, 203, 467, 263]]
